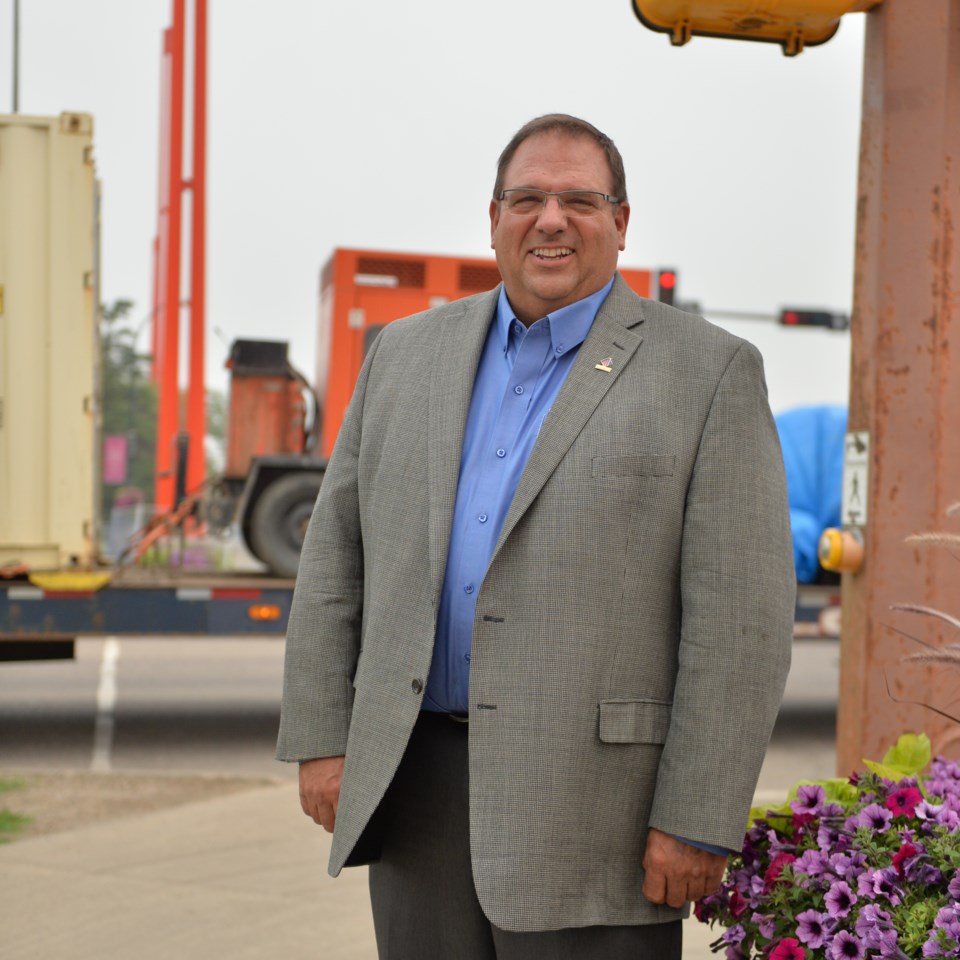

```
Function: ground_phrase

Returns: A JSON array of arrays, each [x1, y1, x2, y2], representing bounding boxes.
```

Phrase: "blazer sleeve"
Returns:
[[648, 340, 795, 851], [275, 333, 382, 762]]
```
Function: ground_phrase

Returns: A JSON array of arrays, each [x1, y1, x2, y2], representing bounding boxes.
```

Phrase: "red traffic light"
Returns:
[[656, 268, 678, 305], [778, 308, 850, 330]]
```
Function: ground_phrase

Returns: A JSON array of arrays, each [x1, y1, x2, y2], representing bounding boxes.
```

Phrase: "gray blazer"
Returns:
[[277, 275, 795, 932]]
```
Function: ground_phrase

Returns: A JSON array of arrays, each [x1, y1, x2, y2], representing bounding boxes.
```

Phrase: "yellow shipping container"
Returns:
[[0, 112, 99, 570]]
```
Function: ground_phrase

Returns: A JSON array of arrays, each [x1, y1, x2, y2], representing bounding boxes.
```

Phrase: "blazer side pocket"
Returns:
[[592, 454, 675, 478], [598, 698, 672, 744]]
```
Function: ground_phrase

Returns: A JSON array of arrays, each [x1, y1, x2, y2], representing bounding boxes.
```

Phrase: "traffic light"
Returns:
[[632, 1, 882, 57], [656, 268, 677, 306], [779, 308, 850, 330]]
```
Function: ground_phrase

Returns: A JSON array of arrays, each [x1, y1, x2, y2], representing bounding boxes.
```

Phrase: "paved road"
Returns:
[[0, 635, 839, 788], [0, 636, 840, 960]]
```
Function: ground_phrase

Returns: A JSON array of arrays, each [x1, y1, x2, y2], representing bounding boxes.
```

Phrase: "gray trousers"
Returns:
[[368, 711, 682, 960]]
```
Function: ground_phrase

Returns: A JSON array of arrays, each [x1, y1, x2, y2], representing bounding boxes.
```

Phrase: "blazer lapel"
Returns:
[[493, 276, 647, 555], [427, 288, 500, 594]]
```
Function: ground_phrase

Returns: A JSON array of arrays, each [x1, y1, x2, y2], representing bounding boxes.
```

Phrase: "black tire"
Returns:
[[248, 471, 324, 578]]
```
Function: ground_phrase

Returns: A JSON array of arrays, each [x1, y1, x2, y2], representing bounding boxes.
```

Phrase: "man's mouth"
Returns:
[[531, 247, 574, 261]]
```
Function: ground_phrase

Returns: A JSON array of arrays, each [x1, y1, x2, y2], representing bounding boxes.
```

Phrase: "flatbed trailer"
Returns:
[[793, 583, 842, 640], [0, 571, 294, 660], [0, 575, 841, 662]]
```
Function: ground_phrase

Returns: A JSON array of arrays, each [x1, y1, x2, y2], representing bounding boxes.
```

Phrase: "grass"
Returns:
[[0, 777, 32, 843]]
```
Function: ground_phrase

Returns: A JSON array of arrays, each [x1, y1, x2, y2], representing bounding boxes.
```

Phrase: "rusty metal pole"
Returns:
[[837, 0, 960, 773]]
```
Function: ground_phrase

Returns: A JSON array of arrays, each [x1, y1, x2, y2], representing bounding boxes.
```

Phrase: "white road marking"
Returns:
[[91, 637, 121, 771]]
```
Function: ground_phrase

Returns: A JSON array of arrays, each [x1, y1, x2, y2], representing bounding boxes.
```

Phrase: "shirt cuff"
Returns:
[[670, 833, 731, 857]]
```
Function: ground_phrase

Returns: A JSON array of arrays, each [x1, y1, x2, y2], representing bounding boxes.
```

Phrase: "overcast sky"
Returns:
[[1, 0, 864, 413]]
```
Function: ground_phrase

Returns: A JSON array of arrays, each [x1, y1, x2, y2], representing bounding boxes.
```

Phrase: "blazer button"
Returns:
[[411, 678, 424, 695]]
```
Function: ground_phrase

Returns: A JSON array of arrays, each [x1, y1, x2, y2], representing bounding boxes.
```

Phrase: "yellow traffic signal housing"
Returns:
[[632, 1, 882, 56]]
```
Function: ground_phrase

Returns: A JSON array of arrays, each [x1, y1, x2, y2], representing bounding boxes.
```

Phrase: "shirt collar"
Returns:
[[495, 276, 616, 359]]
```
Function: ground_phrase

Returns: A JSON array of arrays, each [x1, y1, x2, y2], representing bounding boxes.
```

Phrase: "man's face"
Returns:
[[489, 131, 630, 325]]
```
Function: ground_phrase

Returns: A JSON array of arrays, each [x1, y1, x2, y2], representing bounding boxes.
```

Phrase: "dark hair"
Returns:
[[493, 114, 628, 203]]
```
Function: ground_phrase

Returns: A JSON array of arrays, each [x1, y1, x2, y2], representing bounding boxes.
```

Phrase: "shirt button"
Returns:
[[478, 513, 488, 523], [411, 678, 423, 694], [464, 584, 475, 594], [496, 448, 506, 458], [464, 653, 471, 663], [555, 345, 563, 355], [514, 385, 524, 395]]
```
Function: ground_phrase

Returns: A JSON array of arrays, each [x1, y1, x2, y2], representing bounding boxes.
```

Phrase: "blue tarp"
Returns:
[[774, 405, 847, 583]]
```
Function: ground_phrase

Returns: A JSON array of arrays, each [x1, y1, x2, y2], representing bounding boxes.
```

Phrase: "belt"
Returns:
[[420, 709, 469, 725]]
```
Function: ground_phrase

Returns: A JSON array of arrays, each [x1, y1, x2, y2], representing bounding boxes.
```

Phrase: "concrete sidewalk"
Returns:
[[0, 778, 732, 960]]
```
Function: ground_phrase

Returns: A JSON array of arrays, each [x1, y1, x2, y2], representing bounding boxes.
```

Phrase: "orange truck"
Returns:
[[213, 247, 669, 579]]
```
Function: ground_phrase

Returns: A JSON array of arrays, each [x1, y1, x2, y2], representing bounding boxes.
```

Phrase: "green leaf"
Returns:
[[863, 758, 913, 781], [819, 778, 860, 807], [881, 732, 931, 776], [863, 733, 931, 780]]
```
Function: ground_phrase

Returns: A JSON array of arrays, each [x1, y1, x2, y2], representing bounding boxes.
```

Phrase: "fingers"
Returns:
[[642, 828, 728, 908], [299, 755, 346, 833]]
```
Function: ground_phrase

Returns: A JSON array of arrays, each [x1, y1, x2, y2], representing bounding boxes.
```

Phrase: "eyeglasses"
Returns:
[[496, 188, 622, 218]]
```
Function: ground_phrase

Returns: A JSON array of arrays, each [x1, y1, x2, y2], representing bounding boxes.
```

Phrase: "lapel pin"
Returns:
[[594, 357, 613, 373]]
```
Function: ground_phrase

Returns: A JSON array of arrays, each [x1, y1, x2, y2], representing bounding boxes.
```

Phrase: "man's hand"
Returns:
[[299, 756, 345, 833], [642, 827, 728, 908]]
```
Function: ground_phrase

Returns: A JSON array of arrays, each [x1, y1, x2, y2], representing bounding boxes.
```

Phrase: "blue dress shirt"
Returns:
[[423, 279, 615, 714]]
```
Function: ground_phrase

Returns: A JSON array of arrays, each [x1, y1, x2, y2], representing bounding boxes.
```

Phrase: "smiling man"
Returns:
[[278, 114, 795, 959]]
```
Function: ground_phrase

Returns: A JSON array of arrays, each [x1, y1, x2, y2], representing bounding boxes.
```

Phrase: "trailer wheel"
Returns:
[[248, 471, 324, 579]]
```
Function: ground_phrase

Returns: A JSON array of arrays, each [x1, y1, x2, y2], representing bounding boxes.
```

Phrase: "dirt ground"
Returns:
[[0, 770, 280, 841]]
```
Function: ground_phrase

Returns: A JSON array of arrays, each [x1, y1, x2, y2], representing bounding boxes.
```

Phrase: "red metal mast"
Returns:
[[152, 0, 206, 513]]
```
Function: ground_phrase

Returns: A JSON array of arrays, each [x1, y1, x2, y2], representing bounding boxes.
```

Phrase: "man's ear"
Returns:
[[616, 202, 630, 252], [489, 198, 500, 249]]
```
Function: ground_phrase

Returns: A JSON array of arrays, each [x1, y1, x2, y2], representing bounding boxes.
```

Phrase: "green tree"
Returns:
[[99, 300, 157, 520]]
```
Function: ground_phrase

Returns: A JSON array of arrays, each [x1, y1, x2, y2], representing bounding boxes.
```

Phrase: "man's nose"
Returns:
[[536, 194, 568, 231]]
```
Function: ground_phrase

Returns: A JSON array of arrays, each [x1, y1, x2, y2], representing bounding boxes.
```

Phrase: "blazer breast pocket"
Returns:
[[591, 454, 675, 479], [598, 698, 672, 744]]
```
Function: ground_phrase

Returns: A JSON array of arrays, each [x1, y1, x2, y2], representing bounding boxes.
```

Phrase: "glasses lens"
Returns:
[[558, 191, 605, 216], [501, 190, 607, 217], [503, 191, 546, 215]]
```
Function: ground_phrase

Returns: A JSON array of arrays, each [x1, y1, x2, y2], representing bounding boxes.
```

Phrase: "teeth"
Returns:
[[532, 248, 573, 259]]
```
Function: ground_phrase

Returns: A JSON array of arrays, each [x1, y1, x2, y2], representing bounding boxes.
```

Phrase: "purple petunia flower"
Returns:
[[829, 851, 867, 880], [869, 867, 904, 906], [857, 868, 878, 900], [796, 908, 830, 949], [792, 784, 827, 816], [825, 880, 857, 918], [855, 803, 893, 832], [795, 848, 828, 877], [916, 799, 945, 822], [828, 929, 865, 959], [854, 903, 898, 954], [925, 756, 960, 798], [818, 820, 845, 852], [935, 905, 960, 932], [721, 923, 747, 945], [752, 912, 777, 939], [949, 873, 960, 899], [876, 930, 901, 958]]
